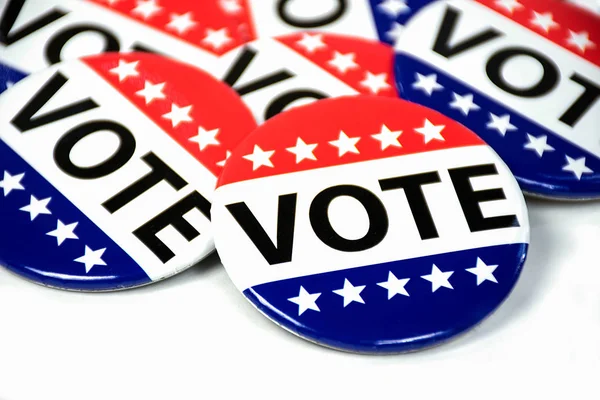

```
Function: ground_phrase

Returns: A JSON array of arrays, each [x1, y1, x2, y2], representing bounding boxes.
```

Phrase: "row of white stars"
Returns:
[[0, 171, 107, 273], [106, 0, 244, 17], [105, 1, 596, 54], [112, 36, 390, 97], [295, 33, 392, 94], [243, 119, 445, 170], [412, 72, 594, 180], [103, 0, 233, 49], [289, 258, 499, 315], [108, 60, 229, 166], [495, 0, 595, 53]]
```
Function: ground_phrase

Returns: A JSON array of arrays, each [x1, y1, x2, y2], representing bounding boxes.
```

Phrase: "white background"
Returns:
[[0, 0, 599, 397], [0, 197, 599, 400]]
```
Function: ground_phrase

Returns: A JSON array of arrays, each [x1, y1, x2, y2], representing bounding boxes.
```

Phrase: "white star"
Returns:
[[0, 170, 24, 196], [162, 104, 193, 127], [202, 28, 232, 50], [327, 51, 358, 74], [109, 60, 139, 82], [74, 246, 107, 274], [329, 131, 360, 157], [372, 124, 402, 150], [377, 272, 410, 299], [166, 12, 197, 35], [495, 0, 523, 13], [333, 279, 366, 307], [189, 126, 220, 151], [20, 195, 51, 221], [567, 30, 596, 53], [530, 11, 559, 33], [414, 119, 445, 143], [46, 220, 79, 246], [421, 264, 454, 292], [296, 33, 326, 53], [466, 258, 499, 285], [216, 150, 231, 167], [5, 80, 14, 89], [360, 71, 391, 94], [487, 113, 517, 136], [220, 0, 242, 14], [243, 145, 275, 170], [135, 80, 166, 104], [563, 155, 593, 180], [449, 92, 480, 116], [378, 0, 410, 17], [286, 137, 318, 163], [524, 134, 554, 157], [386, 22, 404, 44], [131, 0, 162, 20], [412, 73, 443, 96], [288, 286, 321, 316]]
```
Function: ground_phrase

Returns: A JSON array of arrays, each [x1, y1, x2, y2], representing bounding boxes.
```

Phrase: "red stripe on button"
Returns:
[[83, 52, 257, 178], [276, 32, 399, 97], [85, 0, 249, 55], [476, 0, 599, 66], [217, 96, 485, 187]]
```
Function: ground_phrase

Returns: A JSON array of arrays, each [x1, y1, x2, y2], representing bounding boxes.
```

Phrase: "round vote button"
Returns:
[[212, 96, 530, 353], [394, 0, 600, 199], [0, 52, 257, 291]]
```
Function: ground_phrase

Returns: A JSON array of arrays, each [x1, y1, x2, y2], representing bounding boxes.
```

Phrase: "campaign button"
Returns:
[[212, 96, 530, 353], [231, 0, 437, 47], [0, 0, 247, 76], [0, 52, 257, 291], [212, 32, 399, 123], [0, 61, 26, 94], [394, 0, 600, 199]]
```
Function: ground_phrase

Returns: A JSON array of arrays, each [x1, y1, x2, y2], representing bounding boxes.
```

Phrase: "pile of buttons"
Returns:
[[0, 0, 597, 353]]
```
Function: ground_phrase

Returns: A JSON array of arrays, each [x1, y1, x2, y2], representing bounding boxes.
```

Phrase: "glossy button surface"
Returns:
[[212, 96, 530, 353], [394, 0, 600, 199], [0, 52, 257, 291]]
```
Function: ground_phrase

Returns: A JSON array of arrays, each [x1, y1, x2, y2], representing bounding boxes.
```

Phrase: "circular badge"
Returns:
[[394, 0, 600, 200], [0, 0, 247, 75], [0, 61, 25, 94], [213, 32, 399, 123], [232, 0, 437, 47], [0, 52, 257, 291], [212, 96, 530, 353]]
